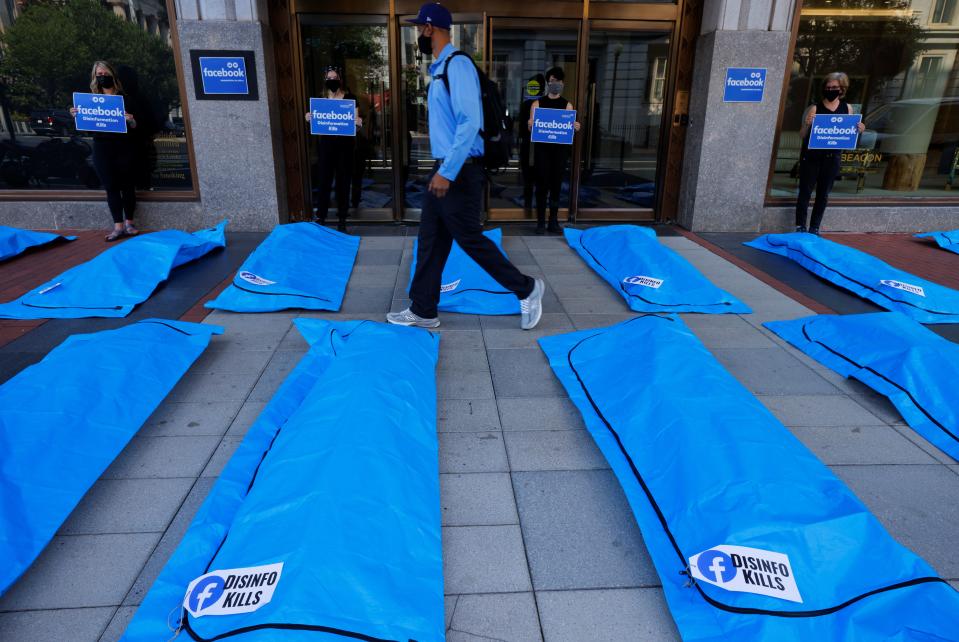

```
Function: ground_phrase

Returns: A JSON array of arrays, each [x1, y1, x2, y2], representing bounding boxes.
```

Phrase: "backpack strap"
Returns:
[[437, 50, 474, 95]]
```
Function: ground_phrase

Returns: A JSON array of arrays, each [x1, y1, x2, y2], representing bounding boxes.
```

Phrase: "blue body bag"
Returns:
[[767, 312, 959, 463], [916, 229, 959, 255], [0, 225, 75, 261], [0, 221, 227, 319], [0, 319, 220, 595], [566, 226, 750, 314], [746, 232, 959, 324], [206, 223, 359, 312], [123, 320, 443, 642], [539, 316, 959, 641], [409, 228, 520, 315]]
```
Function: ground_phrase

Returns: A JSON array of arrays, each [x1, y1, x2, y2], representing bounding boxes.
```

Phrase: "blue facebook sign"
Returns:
[[809, 113, 862, 150], [530, 107, 576, 145], [309, 98, 356, 136], [72, 92, 126, 133], [723, 68, 766, 103], [198, 57, 249, 95]]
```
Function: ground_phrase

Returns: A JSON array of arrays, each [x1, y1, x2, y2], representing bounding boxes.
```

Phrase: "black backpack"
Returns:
[[438, 51, 513, 173]]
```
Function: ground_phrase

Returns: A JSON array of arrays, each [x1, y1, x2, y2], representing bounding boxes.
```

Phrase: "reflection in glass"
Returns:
[[301, 20, 392, 221], [579, 30, 670, 211], [488, 27, 579, 217], [771, 1, 959, 198], [0, 0, 191, 191], [399, 21, 482, 219]]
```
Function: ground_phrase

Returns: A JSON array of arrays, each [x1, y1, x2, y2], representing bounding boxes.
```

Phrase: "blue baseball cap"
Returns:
[[406, 3, 452, 30]]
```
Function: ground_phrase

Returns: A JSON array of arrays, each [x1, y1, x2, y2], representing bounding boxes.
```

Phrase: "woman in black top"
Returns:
[[518, 74, 545, 212], [305, 66, 362, 232], [70, 60, 141, 242], [528, 67, 581, 234], [795, 72, 865, 235]]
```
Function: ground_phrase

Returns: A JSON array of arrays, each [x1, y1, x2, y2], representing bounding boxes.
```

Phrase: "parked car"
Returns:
[[29, 110, 74, 137]]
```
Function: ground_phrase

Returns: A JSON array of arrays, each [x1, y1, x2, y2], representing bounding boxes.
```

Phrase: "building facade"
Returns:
[[0, 0, 957, 232]]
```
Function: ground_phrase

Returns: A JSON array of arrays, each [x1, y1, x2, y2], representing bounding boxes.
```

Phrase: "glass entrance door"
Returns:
[[577, 26, 672, 219], [487, 20, 581, 222], [300, 15, 394, 222], [397, 14, 485, 221]]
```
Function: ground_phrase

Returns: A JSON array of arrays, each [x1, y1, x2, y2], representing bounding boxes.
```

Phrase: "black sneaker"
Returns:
[[795, 225, 807, 233]]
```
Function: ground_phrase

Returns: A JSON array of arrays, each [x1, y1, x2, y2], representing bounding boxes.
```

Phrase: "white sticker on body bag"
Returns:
[[879, 279, 925, 297], [440, 279, 461, 293], [689, 545, 803, 603], [183, 562, 283, 617], [622, 275, 664, 289], [239, 271, 276, 286]]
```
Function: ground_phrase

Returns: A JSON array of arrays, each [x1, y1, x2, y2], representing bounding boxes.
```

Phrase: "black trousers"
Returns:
[[314, 137, 355, 221], [535, 146, 569, 225], [93, 140, 136, 224], [410, 162, 535, 318], [795, 152, 840, 231]]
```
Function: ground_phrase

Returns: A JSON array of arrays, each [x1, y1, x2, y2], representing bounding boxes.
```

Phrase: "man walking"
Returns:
[[387, 2, 544, 330]]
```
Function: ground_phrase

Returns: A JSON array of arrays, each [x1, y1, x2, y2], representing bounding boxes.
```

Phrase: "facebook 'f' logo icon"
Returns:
[[188, 575, 225, 613], [696, 549, 736, 584]]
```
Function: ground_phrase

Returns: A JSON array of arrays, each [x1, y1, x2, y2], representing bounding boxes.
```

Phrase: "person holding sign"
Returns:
[[518, 74, 546, 213], [304, 66, 361, 232], [387, 2, 544, 331], [528, 68, 580, 234], [69, 61, 141, 242], [795, 72, 865, 235]]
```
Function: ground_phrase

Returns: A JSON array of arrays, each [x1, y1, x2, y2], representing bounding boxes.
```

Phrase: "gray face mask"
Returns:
[[548, 81, 564, 95]]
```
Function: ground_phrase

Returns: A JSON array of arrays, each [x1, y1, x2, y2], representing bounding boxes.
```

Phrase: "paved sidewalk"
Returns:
[[1, 230, 958, 641]]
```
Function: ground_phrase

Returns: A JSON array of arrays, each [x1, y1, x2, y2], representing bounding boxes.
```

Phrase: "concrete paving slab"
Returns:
[[139, 400, 242, 438], [247, 350, 303, 402], [488, 349, 567, 398], [103, 436, 221, 480], [711, 348, 843, 396], [441, 473, 519, 526], [448, 592, 542, 642], [442, 525, 532, 594], [680, 314, 778, 349], [498, 397, 584, 432], [201, 436, 244, 478], [59, 477, 194, 535], [833, 464, 959, 579], [438, 348, 491, 373], [437, 329, 486, 351], [339, 286, 394, 313], [440, 432, 509, 474], [187, 346, 274, 375], [567, 313, 636, 330], [0, 533, 159, 610], [121, 477, 215, 606], [99, 606, 136, 641], [167, 370, 262, 402], [225, 401, 268, 437], [760, 394, 886, 427], [513, 470, 657, 590], [0, 607, 115, 642], [437, 368, 495, 400], [849, 393, 906, 425], [505, 430, 608, 472], [438, 399, 502, 433], [537, 588, 680, 642], [789, 425, 937, 465]]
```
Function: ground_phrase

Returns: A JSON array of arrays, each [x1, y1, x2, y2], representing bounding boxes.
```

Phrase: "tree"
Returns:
[[0, 0, 178, 116]]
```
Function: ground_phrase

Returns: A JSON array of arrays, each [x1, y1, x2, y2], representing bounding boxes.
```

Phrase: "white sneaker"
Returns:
[[520, 278, 544, 330], [386, 308, 440, 328]]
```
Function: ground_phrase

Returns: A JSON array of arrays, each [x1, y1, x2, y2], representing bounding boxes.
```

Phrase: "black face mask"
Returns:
[[417, 34, 433, 56], [325, 79, 341, 93], [96, 75, 115, 89], [823, 88, 842, 101]]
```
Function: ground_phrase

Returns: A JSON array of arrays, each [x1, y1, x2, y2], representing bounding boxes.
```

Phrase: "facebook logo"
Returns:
[[696, 549, 736, 584], [188, 575, 225, 613]]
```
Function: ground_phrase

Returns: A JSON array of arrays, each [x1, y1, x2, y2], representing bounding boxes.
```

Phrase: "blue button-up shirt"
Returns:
[[428, 43, 485, 181]]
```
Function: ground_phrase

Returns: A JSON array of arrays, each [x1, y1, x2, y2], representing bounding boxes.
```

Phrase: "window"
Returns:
[[932, 0, 957, 24], [651, 56, 668, 103], [770, 1, 959, 200], [0, 0, 193, 193]]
